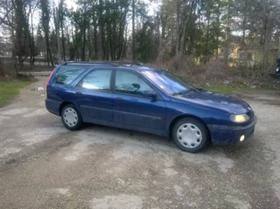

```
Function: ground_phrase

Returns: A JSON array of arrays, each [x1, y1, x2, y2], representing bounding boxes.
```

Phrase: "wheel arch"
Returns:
[[169, 114, 211, 142], [59, 102, 75, 116]]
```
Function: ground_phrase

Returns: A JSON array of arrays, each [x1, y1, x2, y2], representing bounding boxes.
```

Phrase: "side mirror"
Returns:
[[132, 83, 140, 90], [147, 92, 157, 101]]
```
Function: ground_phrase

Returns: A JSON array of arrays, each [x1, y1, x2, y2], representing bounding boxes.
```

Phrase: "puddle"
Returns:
[[23, 109, 48, 118], [111, 143, 148, 160], [0, 147, 22, 158], [63, 138, 96, 161], [0, 115, 10, 125], [90, 194, 143, 209], [181, 151, 235, 173], [21, 127, 66, 146], [47, 188, 71, 197], [225, 195, 251, 209], [1, 108, 32, 116], [173, 185, 184, 196]]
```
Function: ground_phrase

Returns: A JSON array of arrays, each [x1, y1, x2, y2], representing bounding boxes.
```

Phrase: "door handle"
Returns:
[[75, 91, 82, 95]]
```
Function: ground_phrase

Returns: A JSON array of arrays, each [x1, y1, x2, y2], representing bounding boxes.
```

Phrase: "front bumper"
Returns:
[[208, 118, 256, 145]]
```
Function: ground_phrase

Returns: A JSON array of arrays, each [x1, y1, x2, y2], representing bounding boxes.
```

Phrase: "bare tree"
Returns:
[[40, 0, 54, 66]]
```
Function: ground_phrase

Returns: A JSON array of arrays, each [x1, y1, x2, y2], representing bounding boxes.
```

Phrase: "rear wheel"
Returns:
[[172, 118, 209, 153], [61, 104, 82, 130]]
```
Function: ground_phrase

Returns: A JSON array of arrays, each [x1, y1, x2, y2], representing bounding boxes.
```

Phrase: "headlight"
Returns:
[[230, 114, 249, 123], [276, 68, 279, 72]]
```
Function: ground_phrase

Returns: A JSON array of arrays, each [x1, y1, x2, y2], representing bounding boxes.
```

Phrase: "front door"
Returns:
[[113, 69, 166, 135]]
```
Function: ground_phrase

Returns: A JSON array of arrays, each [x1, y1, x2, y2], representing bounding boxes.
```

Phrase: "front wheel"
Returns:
[[172, 118, 209, 153], [61, 104, 82, 130]]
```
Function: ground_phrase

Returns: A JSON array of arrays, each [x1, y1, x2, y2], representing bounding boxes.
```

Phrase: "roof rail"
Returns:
[[62, 60, 144, 66], [111, 60, 144, 66]]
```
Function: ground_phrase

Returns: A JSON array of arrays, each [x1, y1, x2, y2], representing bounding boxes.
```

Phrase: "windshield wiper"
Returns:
[[172, 90, 189, 96], [172, 87, 203, 96]]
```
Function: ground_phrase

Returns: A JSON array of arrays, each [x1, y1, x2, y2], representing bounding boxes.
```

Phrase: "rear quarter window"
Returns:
[[54, 66, 85, 85]]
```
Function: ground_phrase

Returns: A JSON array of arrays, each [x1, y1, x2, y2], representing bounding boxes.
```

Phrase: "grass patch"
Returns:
[[0, 79, 33, 107], [204, 84, 245, 95]]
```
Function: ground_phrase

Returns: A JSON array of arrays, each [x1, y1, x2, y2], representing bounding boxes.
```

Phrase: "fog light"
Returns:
[[240, 135, 245, 142]]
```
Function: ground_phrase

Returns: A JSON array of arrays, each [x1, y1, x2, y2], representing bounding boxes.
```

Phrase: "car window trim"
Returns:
[[75, 67, 114, 93], [52, 65, 89, 86], [112, 68, 159, 99]]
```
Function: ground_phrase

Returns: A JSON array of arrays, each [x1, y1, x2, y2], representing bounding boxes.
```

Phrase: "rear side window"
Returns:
[[54, 66, 85, 85], [80, 69, 112, 90]]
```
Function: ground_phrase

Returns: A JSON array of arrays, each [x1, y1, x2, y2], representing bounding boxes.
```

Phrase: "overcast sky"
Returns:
[[54, 0, 77, 10], [54, 0, 160, 15], [1, 0, 160, 37]]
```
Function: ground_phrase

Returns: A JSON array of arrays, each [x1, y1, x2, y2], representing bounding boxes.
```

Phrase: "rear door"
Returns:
[[113, 69, 166, 135], [74, 68, 115, 125]]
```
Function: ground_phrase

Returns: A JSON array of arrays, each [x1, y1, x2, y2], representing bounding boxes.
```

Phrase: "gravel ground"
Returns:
[[0, 78, 279, 209]]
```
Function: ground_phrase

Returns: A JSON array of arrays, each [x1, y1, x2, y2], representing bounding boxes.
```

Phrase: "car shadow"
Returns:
[[79, 123, 254, 156], [81, 123, 177, 150]]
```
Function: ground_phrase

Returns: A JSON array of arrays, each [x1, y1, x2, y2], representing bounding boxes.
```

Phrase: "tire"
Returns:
[[61, 104, 83, 130], [172, 118, 209, 153]]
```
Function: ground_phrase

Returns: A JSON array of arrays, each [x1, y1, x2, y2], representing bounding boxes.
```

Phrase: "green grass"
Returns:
[[204, 84, 245, 95], [0, 79, 33, 107]]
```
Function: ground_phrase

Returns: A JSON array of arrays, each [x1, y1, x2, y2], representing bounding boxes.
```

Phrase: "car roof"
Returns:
[[61, 61, 162, 72]]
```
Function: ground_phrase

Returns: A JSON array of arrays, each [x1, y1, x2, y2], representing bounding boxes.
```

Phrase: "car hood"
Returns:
[[174, 90, 251, 114]]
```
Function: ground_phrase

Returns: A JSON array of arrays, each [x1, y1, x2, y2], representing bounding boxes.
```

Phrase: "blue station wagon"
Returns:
[[45, 62, 256, 152]]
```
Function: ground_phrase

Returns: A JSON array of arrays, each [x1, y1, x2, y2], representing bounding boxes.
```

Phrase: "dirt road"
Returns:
[[0, 78, 279, 209]]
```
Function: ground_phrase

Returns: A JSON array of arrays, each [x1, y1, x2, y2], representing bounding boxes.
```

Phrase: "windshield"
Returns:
[[142, 70, 195, 95]]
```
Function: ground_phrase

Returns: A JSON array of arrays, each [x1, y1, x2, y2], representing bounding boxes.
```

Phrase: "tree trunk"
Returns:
[[54, 8, 62, 63], [14, 0, 25, 74], [81, 26, 86, 61], [93, 20, 98, 59], [224, 3, 231, 66], [61, 22, 65, 60], [175, 0, 181, 56], [132, 0, 136, 61]]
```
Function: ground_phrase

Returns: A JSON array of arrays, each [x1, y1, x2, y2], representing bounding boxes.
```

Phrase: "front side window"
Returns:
[[115, 70, 154, 95], [80, 69, 112, 90], [55, 66, 85, 85], [142, 70, 195, 95]]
